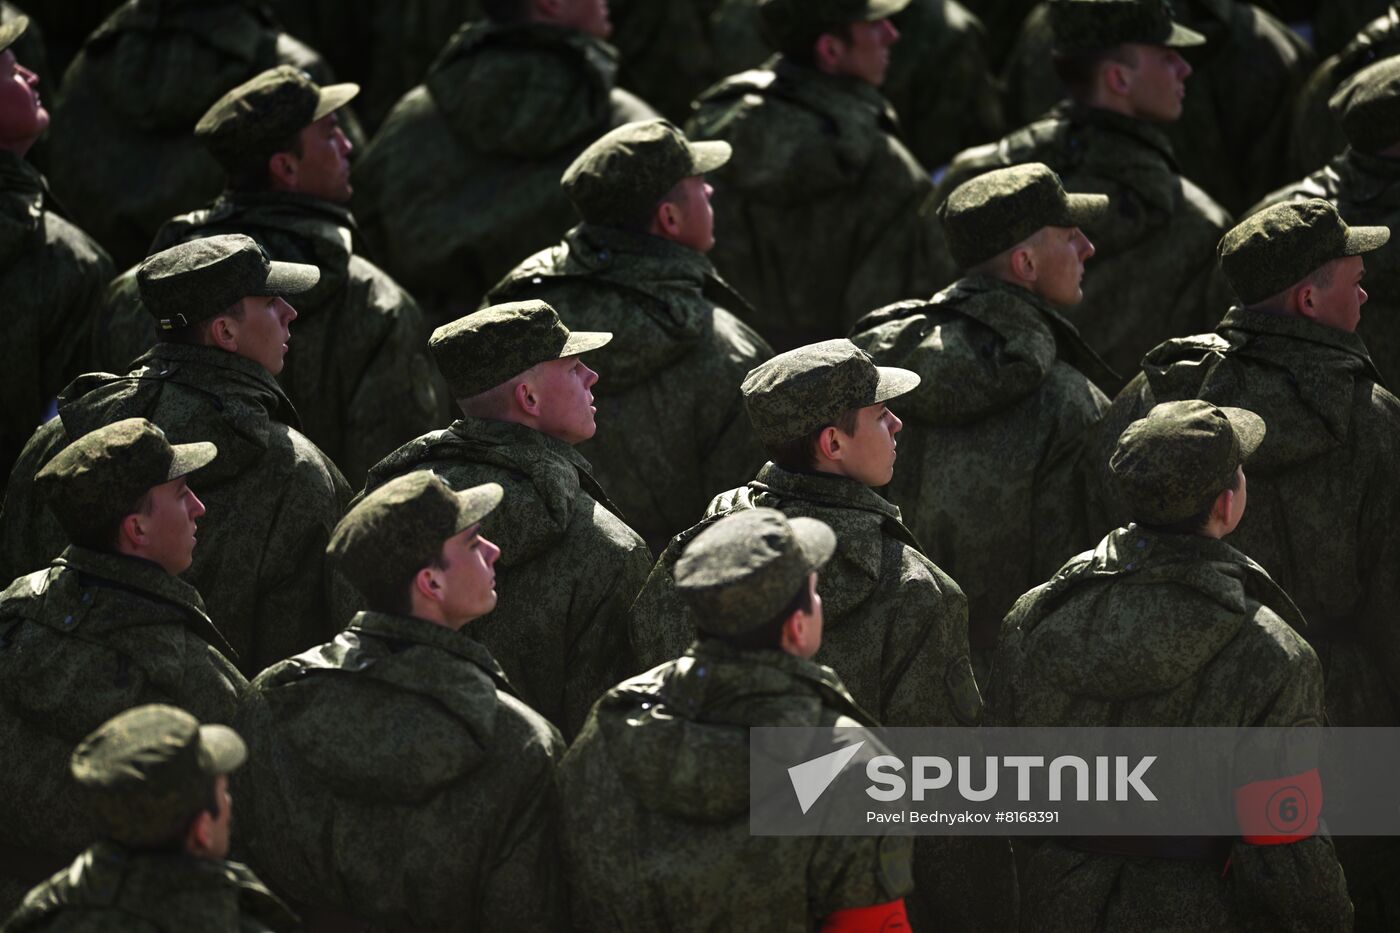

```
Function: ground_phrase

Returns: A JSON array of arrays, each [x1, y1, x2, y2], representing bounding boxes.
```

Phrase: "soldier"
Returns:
[[95, 66, 446, 487], [2, 705, 297, 932], [687, 0, 956, 350], [352, 0, 658, 326], [938, 0, 1235, 392], [1088, 199, 1400, 927], [990, 400, 1353, 933], [362, 300, 651, 739], [629, 339, 1014, 932], [850, 163, 1112, 682], [0, 420, 245, 916], [0, 234, 353, 676], [0, 15, 112, 485], [486, 120, 772, 551], [238, 472, 567, 931], [562, 508, 914, 931]]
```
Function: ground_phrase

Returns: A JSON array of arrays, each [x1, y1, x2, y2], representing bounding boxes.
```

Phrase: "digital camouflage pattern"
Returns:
[[849, 276, 1109, 673], [1002, 0, 1313, 215], [93, 191, 447, 486], [486, 223, 773, 551], [1044, 0, 1207, 52], [352, 20, 658, 327], [687, 56, 955, 350], [937, 102, 1235, 393], [0, 547, 245, 917], [362, 416, 652, 740], [605, 0, 725, 121], [0, 151, 112, 485], [44, 0, 347, 269], [193, 65, 358, 174], [558, 641, 914, 931], [628, 462, 1017, 933], [0, 342, 355, 676], [988, 526, 1352, 933], [2, 842, 298, 933], [237, 610, 567, 931], [1328, 52, 1400, 155]]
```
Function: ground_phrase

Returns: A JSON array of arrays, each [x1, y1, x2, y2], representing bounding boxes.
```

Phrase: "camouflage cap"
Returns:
[[195, 65, 359, 173], [1217, 199, 1390, 305], [0, 13, 28, 54], [329, 472, 504, 598], [562, 119, 731, 227], [1110, 399, 1264, 524], [677, 508, 836, 634], [742, 339, 919, 446], [71, 704, 246, 848], [938, 163, 1108, 269], [1049, 0, 1206, 53], [430, 300, 612, 400], [35, 418, 217, 546], [137, 233, 320, 331], [1329, 54, 1400, 154], [759, 0, 911, 48]]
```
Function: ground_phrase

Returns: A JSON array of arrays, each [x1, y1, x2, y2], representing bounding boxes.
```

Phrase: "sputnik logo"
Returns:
[[788, 740, 866, 814]]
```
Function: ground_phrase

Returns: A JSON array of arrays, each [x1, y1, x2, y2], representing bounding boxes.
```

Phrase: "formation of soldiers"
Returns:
[[3, 0, 1400, 930]]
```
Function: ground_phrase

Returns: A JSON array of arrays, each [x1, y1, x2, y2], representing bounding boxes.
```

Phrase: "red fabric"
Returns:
[[1234, 768, 1322, 845], [820, 899, 911, 932]]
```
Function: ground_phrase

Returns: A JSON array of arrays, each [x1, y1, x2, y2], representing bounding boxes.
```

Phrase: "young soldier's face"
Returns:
[[0, 49, 46, 151], [137, 475, 206, 575], [227, 296, 298, 375], [827, 19, 899, 87], [289, 112, 353, 203], [1029, 225, 1095, 307], [206, 775, 233, 859], [833, 403, 902, 487], [530, 355, 600, 445], [436, 524, 501, 627], [1307, 255, 1368, 333], [663, 176, 716, 254], [555, 0, 612, 39], [1123, 43, 1192, 123]]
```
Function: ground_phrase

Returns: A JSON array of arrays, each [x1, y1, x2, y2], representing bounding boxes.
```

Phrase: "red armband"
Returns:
[[1233, 768, 1322, 845], [820, 898, 911, 932]]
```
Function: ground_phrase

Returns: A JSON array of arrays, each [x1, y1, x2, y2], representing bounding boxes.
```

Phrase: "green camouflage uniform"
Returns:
[[988, 526, 1352, 932], [362, 416, 652, 739], [687, 57, 955, 350], [938, 103, 1235, 393], [850, 276, 1109, 676], [0, 343, 354, 676], [0, 548, 245, 917], [94, 191, 447, 487], [0, 150, 112, 484], [486, 224, 773, 551], [607, 0, 722, 121], [559, 641, 914, 932], [44, 0, 344, 269], [351, 20, 657, 326], [237, 610, 567, 931]]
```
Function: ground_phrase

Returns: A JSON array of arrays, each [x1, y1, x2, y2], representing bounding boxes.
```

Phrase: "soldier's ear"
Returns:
[[266, 150, 299, 191], [117, 512, 147, 550], [513, 379, 541, 417], [815, 425, 843, 464], [813, 33, 848, 72], [183, 808, 216, 858]]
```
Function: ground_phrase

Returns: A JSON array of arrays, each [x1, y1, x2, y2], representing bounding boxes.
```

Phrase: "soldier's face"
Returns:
[[205, 775, 233, 859], [825, 19, 899, 87], [662, 175, 716, 254], [553, 0, 612, 39], [832, 402, 902, 487], [137, 475, 206, 576], [528, 355, 600, 445], [1305, 255, 1367, 333], [289, 112, 353, 203], [1029, 225, 1095, 306], [436, 524, 501, 628], [1123, 44, 1191, 124], [227, 296, 298, 375], [0, 50, 47, 153]]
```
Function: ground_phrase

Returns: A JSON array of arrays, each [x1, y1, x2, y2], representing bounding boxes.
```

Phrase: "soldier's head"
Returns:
[[483, 0, 612, 39], [196, 66, 358, 202], [939, 163, 1106, 305], [1111, 399, 1264, 537], [1048, 0, 1203, 122], [35, 418, 216, 574], [742, 339, 918, 488], [1329, 54, 1400, 158], [330, 473, 504, 629], [677, 508, 834, 657], [759, 0, 908, 86], [139, 234, 319, 375], [72, 704, 245, 858], [0, 17, 46, 157], [563, 120, 731, 254], [1218, 199, 1389, 333], [432, 300, 611, 446]]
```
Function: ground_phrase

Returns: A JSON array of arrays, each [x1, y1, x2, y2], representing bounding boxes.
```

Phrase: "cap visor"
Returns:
[[689, 140, 732, 176], [167, 441, 218, 481], [872, 366, 921, 405], [1344, 225, 1391, 256], [1220, 407, 1266, 462], [1165, 21, 1207, 47], [0, 18, 29, 55], [313, 83, 360, 122], [1065, 193, 1109, 227], [453, 481, 504, 534], [789, 516, 837, 574], [263, 259, 321, 297], [560, 330, 613, 357], [199, 724, 247, 775], [863, 0, 912, 20]]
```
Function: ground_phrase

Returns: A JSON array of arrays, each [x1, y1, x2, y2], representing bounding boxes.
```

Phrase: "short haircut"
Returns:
[[1052, 44, 1139, 100], [155, 299, 247, 346], [775, 20, 855, 67], [224, 131, 304, 194], [69, 488, 150, 553], [482, 0, 531, 23], [1245, 260, 1337, 314], [360, 546, 448, 618], [1137, 466, 1243, 536], [697, 573, 815, 650], [764, 406, 861, 471]]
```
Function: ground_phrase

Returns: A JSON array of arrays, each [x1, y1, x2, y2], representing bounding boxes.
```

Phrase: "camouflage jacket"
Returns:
[[989, 526, 1352, 933], [558, 640, 913, 932], [0, 547, 245, 916], [0, 151, 112, 485], [237, 611, 567, 931], [938, 102, 1235, 393], [94, 190, 447, 487], [485, 223, 773, 551], [2, 843, 297, 933], [45, 0, 341, 269], [0, 343, 354, 677], [352, 20, 657, 326], [1088, 307, 1400, 729], [687, 56, 956, 350], [361, 416, 651, 739], [850, 276, 1110, 661]]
